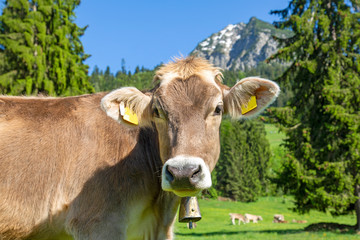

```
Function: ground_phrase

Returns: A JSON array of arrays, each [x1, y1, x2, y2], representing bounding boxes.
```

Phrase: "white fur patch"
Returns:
[[161, 155, 212, 196], [159, 72, 181, 87], [199, 70, 222, 92]]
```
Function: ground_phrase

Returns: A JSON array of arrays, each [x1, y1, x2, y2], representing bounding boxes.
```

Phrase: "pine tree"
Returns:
[[215, 119, 271, 202], [0, 0, 93, 96], [270, 0, 360, 229], [216, 120, 243, 200], [89, 65, 102, 92]]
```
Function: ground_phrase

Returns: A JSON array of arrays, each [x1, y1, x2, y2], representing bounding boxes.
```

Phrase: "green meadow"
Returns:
[[264, 123, 287, 173], [174, 197, 358, 240], [174, 124, 358, 239]]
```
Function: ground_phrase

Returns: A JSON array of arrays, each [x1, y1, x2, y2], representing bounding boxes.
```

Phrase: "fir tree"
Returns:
[[270, 0, 360, 229], [89, 65, 102, 92], [89, 65, 155, 92], [0, 0, 93, 96], [216, 119, 243, 200], [215, 119, 271, 202]]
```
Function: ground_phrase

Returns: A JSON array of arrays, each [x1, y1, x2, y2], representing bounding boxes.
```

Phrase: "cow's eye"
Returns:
[[153, 107, 160, 118], [214, 104, 223, 115], [153, 106, 166, 119]]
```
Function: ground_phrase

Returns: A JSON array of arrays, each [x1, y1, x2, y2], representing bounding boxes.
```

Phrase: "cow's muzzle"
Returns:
[[161, 155, 212, 197]]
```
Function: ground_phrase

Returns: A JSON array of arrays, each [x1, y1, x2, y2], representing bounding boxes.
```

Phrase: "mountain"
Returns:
[[191, 17, 292, 71]]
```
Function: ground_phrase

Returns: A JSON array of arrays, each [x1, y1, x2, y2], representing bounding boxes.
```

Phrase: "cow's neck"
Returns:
[[125, 127, 180, 239], [137, 127, 163, 183]]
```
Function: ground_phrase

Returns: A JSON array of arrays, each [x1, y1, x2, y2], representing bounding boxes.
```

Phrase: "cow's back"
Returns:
[[0, 93, 144, 239]]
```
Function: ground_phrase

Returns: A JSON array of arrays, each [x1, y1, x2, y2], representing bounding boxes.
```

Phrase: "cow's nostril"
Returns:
[[190, 165, 202, 184], [165, 165, 175, 183], [191, 166, 201, 178], [165, 164, 203, 187]]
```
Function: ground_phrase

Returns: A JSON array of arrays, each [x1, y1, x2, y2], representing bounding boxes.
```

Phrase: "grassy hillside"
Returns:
[[174, 197, 357, 239], [264, 123, 286, 174]]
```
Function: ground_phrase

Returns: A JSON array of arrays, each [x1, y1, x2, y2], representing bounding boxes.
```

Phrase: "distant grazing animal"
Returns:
[[292, 219, 308, 223], [0, 57, 279, 239], [273, 214, 285, 223], [245, 214, 263, 223], [229, 213, 246, 225], [218, 196, 234, 202]]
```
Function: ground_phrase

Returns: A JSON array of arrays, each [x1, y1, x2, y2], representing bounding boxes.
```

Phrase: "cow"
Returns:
[[229, 213, 246, 225], [273, 214, 285, 223], [245, 213, 263, 223], [0, 56, 280, 239]]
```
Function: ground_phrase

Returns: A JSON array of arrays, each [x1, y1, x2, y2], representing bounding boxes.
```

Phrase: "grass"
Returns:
[[264, 123, 287, 173], [264, 124, 285, 150], [174, 197, 358, 239]]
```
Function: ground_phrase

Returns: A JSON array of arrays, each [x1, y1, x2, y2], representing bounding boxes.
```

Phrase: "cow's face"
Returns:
[[101, 57, 280, 197], [152, 72, 223, 197]]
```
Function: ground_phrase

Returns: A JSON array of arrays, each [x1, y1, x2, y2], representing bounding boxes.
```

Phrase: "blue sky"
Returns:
[[75, 0, 290, 73]]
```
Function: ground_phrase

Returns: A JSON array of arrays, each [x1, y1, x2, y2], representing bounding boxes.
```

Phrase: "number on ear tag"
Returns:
[[119, 102, 139, 125], [241, 96, 257, 114]]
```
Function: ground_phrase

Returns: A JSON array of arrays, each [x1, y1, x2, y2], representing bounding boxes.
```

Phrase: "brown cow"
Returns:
[[0, 56, 279, 239]]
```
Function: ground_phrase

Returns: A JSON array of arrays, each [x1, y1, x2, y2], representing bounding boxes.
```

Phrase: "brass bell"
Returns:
[[178, 196, 202, 223]]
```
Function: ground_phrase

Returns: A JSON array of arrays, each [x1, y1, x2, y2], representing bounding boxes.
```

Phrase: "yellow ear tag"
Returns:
[[241, 96, 257, 114], [119, 102, 139, 125]]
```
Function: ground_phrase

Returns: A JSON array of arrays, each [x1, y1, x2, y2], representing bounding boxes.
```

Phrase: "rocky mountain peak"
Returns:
[[191, 17, 292, 71]]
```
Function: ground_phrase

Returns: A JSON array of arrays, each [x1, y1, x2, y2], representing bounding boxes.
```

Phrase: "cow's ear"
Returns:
[[101, 87, 152, 127], [223, 77, 280, 119]]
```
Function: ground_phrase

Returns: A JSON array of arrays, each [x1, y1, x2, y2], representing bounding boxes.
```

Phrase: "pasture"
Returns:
[[174, 196, 358, 239], [264, 123, 286, 173], [174, 124, 358, 239]]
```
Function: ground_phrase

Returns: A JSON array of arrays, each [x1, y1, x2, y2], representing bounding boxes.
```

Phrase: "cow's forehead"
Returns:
[[154, 57, 223, 90], [154, 73, 223, 111], [158, 70, 221, 92]]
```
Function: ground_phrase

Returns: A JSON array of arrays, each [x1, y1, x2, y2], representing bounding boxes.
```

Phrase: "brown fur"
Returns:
[[0, 56, 279, 239], [153, 75, 222, 168], [0, 93, 173, 239]]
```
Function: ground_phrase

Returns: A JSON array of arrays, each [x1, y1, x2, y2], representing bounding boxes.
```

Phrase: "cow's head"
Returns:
[[101, 57, 279, 197]]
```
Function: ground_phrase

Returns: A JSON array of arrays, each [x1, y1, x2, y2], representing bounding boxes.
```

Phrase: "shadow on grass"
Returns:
[[305, 222, 357, 235], [176, 229, 303, 237], [177, 223, 359, 237]]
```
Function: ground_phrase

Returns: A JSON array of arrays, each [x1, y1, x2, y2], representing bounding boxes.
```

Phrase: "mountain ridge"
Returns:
[[191, 17, 292, 71]]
